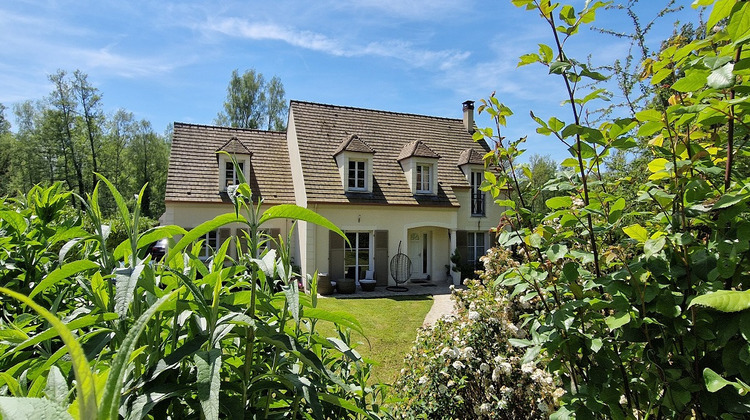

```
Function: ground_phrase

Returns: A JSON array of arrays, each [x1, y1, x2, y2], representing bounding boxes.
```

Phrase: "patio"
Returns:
[[316, 277, 462, 299]]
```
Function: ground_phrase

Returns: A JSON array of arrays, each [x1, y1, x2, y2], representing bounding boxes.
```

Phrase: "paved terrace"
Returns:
[[317, 278, 462, 299]]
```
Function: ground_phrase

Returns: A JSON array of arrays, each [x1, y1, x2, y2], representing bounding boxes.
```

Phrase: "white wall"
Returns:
[[164, 201, 295, 260], [307, 204, 457, 284]]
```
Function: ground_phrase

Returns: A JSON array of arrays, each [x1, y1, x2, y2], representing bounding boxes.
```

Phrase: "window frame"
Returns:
[[416, 164, 433, 194], [467, 231, 487, 269], [470, 170, 486, 216], [200, 230, 219, 260], [347, 159, 367, 192], [344, 231, 372, 282], [225, 161, 245, 188]]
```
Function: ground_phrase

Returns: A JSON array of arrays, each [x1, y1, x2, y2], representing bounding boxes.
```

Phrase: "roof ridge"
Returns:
[[289, 100, 464, 123], [173, 121, 285, 134]]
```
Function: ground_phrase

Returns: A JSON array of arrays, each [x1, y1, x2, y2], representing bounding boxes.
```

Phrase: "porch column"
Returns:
[[449, 229, 458, 286]]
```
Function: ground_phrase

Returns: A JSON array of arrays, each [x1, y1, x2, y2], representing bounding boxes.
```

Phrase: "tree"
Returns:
[[266, 76, 287, 131], [49, 70, 86, 200], [518, 154, 558, 216], [73, 70, 104, 187], [126, 119, 169, 218], [215, 69, 288, 130], [0, 103, 10, 134]]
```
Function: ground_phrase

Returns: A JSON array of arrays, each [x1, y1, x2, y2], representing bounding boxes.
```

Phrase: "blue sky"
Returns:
[[1, 0, 702, 161]]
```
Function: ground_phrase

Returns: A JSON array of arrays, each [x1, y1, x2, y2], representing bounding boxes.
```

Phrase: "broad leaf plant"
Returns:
[[475, 0, 750, 417]]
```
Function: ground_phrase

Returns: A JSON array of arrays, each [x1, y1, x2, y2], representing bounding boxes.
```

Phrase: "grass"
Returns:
[[314, 295, 434, 385]]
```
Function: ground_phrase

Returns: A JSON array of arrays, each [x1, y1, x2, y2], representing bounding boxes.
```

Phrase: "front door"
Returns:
[[408, 229, 431, 280]]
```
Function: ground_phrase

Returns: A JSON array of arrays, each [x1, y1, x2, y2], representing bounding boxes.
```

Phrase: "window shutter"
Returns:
[[374, 230, 389, 286], [218, 228, 231, 247], [329, 231, 345, 281], [455, 230, 468, 262]]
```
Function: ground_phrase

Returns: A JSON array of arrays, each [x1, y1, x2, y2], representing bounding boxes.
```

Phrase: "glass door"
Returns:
[[344, 231, 371, 282]]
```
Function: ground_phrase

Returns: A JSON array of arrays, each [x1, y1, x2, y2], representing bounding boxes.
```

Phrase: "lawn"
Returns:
[[314, 295, 434, 385]]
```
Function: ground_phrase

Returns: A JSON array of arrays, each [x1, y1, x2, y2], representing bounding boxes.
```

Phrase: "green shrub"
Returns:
[[0, 176, 387, 419], [392, 279, 562, 419], [474, 0, 750, 417]]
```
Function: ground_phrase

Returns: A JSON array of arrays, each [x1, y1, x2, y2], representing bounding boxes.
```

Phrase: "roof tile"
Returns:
[[289, 100, 490, 207], [165, 123, 293, 204]]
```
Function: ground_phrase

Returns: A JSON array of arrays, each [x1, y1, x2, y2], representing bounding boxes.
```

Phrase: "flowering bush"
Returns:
[[391, 279, 562, 419]]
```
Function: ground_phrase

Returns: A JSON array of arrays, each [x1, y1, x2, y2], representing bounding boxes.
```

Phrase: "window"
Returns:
[[467, 232, 486, 269], [344, 232, 370, 281], [225, 161, 244, 188], [471, 170, 485, 216], [348, 160, 366, 191], [416, 164, 432, 193], [201, 230, 219, 259]]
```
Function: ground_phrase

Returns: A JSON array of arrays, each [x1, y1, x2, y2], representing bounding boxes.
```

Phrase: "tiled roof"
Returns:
[[217, 137, 253, 155], [457, 148, 485, 166], [397, 140, 440, 161], [333, 134, 375, 156], [289, 100, 490, 206], [165, 123, 294, 204]]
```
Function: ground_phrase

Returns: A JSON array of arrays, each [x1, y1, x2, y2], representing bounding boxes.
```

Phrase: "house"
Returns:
[[161, 100, 503, 286]]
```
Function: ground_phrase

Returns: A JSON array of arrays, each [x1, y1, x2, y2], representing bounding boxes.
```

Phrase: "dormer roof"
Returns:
[[166, 123, 291, 204], [216, 136, 253, 156], [397, 140, 440, 161], [288, 100, 490, 206], [457, 148, 484, 166], [333, 134, 375, 156]]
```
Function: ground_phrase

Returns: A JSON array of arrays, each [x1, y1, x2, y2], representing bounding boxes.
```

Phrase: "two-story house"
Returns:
[[161, 100, 502, 287]]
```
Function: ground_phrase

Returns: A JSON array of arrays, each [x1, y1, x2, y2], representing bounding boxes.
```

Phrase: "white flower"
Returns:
[[494, 355, 504, 363], [500, 362, 513, 374], [418, 375, 428, 384], [461, 346, 474, 359], [452, 360, 465, 370], [480, 362, 490, 373], [619, 394, 628, 405], [521, 363, 534, 374], [479, 403, 491, 414], [447, 380, 455, 387], [553, 388, 566, 398], [492, 367, 502, 381], [468, 310, 481, 321]]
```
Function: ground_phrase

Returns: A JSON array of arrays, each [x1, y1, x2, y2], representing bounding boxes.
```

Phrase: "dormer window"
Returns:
[[348, 159, 367, 191], [225, 161, 245, 188], [416, 164, 432, 194], [458, 148, 487, 217], [334, 134, 375, 193], [216, 136, 252, 193], [398, 140, 440, 195], [470, 170, 485, 216]]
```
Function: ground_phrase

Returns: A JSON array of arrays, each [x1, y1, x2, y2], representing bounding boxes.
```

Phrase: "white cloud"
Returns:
[[344, 0, 467, 20], [68, 46, 185, 78], [201, 18, 470, 70]]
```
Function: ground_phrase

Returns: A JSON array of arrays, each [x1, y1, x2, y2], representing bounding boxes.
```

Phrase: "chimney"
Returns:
[[462, 100, 475, 134]]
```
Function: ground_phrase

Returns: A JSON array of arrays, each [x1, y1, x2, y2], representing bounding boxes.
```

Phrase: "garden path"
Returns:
[[422, 294, 456, 327]]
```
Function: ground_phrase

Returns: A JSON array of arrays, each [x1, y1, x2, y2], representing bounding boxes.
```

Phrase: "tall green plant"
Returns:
[[0, 173, 387, 418], [475, 0, 750, 417]]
